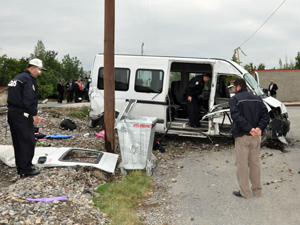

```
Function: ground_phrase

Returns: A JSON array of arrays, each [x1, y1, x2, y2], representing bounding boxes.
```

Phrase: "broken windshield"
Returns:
[[244, 73, 264, 96]]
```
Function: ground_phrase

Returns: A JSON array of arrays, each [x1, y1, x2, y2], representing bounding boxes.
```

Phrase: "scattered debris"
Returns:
[[45, 133, 73, 139], [60, 119, 77, 130], [26, 196, 68, 202], [265, 178, 284, 185], [95, 130, 105, 139]]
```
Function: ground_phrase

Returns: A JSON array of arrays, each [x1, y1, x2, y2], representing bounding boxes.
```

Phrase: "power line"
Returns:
[[239, 0, 286, 48]]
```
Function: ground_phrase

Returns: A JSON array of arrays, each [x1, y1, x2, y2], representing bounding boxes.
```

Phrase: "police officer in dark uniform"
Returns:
[[7, 58, 46, 178], [185, 74, 212, 127], [57, 79, 64, 103]]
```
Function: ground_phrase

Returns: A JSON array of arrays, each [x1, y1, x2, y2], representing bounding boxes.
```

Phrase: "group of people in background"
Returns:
[[57, 77, 90, 103]]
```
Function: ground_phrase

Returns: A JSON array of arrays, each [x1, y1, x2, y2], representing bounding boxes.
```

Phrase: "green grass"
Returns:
[[93, 170, 153, 225], [69, 106, 89, 119]]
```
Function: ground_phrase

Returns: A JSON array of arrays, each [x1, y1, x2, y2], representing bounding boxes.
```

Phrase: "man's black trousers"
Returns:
[[67, 91, 74, 103], [58, 92, 64, 103], [8, 110, 35, 175], [185, 95, 201, 127]]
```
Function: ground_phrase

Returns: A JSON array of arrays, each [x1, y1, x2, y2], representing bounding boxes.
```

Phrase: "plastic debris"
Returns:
[[26, 196, 68, 202], [45, 133, 73, 139], [153, 141, 166, 153], [95, 130, 105, 139]]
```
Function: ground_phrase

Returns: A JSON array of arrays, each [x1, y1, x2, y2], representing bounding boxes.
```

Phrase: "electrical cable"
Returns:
[[239, 0, 286, 48]]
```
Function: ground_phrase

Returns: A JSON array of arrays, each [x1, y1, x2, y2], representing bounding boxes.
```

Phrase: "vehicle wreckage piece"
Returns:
[[0, 145, 119, 173]]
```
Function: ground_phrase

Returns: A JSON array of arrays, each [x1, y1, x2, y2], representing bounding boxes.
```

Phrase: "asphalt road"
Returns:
[[165, 106, 300, 225]]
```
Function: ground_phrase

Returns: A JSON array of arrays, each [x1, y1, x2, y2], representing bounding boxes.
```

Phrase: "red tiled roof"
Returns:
[[250, 69, 300, 74]]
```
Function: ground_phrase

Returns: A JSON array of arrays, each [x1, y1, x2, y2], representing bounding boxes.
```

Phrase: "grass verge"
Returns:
[[93, 170, 153, 225], [69, 106, 89, 119]]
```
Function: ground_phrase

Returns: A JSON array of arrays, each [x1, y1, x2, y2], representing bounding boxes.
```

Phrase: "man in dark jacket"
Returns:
[[230, 79, 269, 199], [185, 74, 211, 127], [84, 77, 90, 102], [57, 80, 64, 103], [7, 58, 46, 178], [268, 80, 278, 98], [66, 79, 74, 103]]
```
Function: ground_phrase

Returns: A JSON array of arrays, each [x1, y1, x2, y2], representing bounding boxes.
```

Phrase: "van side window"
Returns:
[[98, 67, 130, 91], [135, 69, 164, 93]]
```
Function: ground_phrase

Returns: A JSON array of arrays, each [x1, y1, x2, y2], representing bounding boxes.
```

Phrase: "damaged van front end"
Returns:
[[244, 73, 290, 145], [262, 97, 290, 144]]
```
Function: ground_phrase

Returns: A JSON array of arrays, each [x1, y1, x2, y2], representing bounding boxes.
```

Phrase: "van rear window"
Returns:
[[98, 67, 130, 91], [135, 69, 164, 93]]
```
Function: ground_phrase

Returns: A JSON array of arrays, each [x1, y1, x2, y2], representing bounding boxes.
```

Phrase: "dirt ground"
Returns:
[[1, 106, 300, 225]]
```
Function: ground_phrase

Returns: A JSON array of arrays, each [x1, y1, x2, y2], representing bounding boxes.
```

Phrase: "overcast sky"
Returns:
[[1, 0, 299, 71]]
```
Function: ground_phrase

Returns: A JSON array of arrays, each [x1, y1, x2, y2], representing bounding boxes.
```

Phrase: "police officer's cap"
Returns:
[[28, 58, 47, 71]]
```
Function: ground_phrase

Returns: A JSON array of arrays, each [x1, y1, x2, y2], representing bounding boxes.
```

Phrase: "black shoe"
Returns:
[[191, 124, 201, 128], [233, 191, 243, 197], [20, 169, 40, 178]]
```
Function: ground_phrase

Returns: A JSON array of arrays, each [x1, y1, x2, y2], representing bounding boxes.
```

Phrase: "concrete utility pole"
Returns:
[[141, 42, 144, 55], [236, 48, 240, 65], [103, 0, 115, 153]]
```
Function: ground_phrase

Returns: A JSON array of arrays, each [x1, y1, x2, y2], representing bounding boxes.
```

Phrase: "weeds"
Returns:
[[94, 170, 153, 225], [69, 106, 89, 119]]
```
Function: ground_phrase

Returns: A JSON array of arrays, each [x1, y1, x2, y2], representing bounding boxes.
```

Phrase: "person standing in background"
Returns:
[[268, 80, 278, 98], [66, 79, 74, 103], [84, 77, 90, 102], [74, 78, 83, 103], [7, 58, 46, 178], [57, 79, 64, 103]]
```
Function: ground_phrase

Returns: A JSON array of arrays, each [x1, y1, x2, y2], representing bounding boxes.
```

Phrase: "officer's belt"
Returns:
[[8, 105, 27, 113]]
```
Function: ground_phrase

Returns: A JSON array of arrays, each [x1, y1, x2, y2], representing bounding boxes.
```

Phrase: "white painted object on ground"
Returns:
[[0, 145, 118, 173]]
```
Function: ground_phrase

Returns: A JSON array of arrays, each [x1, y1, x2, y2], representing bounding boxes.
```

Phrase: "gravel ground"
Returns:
[[0, 107, 115, 224], [1, 106, 299, 225], [0, 106, 231, 225]]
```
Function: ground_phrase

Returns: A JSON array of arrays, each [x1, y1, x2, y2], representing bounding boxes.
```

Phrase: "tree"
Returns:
[[231, 50, 239, 64], [1, 40, 86, 99], [257, 63, 265, 70], [61, 54, 84, 81], [30, 40, 46, 61], [243, 63, 265, 72], [279, 58, 283, 69], [295, 52, 300, 69], [244, 63, 255, 72], [37, 69, 57, 99], [278, 55, 295, 69], [0, 55, 25, 86]]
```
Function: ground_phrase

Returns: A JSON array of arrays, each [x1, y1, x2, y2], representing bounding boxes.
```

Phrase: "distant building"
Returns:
[[250, 69, 300, 102]]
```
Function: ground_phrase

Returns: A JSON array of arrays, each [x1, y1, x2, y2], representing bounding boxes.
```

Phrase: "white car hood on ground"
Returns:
[[0, 145, 119, 173]]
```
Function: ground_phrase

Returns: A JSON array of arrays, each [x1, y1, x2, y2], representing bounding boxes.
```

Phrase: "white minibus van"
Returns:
[[89, 54, 290, 145]]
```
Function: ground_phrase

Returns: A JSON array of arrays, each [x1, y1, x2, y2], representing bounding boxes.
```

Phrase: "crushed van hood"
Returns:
[[0, 145, 119, 173], [263, 96, 288, 114]]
